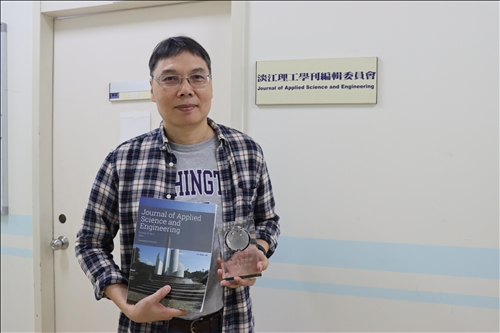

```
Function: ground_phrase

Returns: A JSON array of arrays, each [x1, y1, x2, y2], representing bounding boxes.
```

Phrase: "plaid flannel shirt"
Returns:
[[75, 118, 280, 333]]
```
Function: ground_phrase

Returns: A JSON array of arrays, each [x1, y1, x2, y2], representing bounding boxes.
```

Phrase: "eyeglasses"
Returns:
[[151, 73, 211, 89]]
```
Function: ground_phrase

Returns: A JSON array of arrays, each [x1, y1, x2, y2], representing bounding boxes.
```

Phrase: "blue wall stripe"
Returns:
[[0, 246, 33, 259], [1, 216, 498, 280], [257, 277, 500, 310], [272, 236, 500, 279], [0, 215, 33, 236], [1, 215, 34, 259]]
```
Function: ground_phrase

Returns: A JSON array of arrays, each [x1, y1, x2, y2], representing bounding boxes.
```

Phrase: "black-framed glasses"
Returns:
[[151, 73, 211, 89]]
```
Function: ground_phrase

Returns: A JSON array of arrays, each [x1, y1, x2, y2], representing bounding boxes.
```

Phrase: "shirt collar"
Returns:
[[157, 117, 227, 152], [207, 117, 227, 146]]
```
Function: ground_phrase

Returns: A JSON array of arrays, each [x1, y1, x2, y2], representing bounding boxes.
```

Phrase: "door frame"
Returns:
[[31, 2, 247, 331]]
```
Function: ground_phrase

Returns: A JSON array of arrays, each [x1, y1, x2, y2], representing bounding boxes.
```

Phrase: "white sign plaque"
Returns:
[[255, 57, 378, 105]]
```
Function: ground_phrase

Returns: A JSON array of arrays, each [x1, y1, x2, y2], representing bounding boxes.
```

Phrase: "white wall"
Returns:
[[0, 2, 35, 333], [0, 1, 498, 332], [247, 2, 499, 332]]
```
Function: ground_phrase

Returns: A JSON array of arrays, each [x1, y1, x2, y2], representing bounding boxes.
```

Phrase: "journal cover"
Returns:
[[126, 197, 217, 312]]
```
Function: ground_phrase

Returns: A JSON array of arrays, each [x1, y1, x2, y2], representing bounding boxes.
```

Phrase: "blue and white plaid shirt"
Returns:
[[75, 118, 280, 333]]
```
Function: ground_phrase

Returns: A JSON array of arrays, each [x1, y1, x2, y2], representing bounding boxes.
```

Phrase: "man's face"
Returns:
[[150, 51, 213, 133]]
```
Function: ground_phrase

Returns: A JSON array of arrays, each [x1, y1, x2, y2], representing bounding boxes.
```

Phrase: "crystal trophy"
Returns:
[[219, 218, 262, 281]]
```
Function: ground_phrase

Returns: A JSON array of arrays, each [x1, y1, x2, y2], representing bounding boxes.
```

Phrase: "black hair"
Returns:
[[148, 36, 212, 76]]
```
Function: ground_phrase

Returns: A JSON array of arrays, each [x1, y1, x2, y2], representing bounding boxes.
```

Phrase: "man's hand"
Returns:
[[104, 284, 188, 323], [217, 243, 269, 288]]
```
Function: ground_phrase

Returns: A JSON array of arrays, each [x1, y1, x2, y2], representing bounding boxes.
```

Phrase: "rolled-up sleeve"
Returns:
[[254, 157, 280, 257], [75, 152, 128, 300]]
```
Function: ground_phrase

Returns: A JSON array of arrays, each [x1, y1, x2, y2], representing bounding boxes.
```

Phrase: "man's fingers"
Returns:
[[150, 286, 189, 316], [217, 268, 223, 282], [149, 285, 171, 303], [257, 260, 269, 272], [130, 285, 189, 322], [167, 308, 189, 317]]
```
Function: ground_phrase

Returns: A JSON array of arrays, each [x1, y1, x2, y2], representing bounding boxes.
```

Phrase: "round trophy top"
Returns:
[[225, 226, 250, 251]]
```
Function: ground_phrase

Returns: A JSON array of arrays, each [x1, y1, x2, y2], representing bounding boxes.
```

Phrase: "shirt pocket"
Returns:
[[235, 183, 257, 219]]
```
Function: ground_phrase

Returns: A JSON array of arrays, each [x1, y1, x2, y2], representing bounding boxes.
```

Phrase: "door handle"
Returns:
[[51, 236, 69, 251]]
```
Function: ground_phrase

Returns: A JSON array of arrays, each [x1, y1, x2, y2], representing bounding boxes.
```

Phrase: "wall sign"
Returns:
[[109, 80, 150, 101], [255, 57, 378, 105]]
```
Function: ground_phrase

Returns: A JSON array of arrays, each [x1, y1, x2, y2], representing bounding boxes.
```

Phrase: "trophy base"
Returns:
[[222, 272, 262, 281]]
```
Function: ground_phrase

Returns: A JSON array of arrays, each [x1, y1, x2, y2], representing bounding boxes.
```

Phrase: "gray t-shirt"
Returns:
[[169, 134, 224, 319]]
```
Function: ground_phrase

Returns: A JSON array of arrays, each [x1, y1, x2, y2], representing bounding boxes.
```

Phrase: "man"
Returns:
[[75, 36, 280, 333]]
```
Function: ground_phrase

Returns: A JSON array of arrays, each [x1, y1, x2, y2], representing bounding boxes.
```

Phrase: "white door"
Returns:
[[52, 2, 231, 332]]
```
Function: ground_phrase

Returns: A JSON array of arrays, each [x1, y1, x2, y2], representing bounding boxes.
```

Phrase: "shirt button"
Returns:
[[168, 162, 174, 167], [165, 194, 172, 199]]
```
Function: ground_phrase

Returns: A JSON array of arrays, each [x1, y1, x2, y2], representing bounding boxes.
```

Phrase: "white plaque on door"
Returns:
[[119, 111, 151, 143]]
